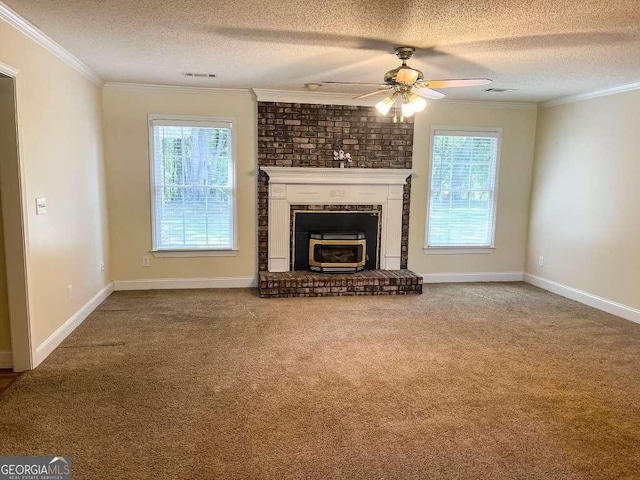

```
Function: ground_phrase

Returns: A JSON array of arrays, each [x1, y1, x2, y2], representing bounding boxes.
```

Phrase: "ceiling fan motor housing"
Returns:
[[384, 65, 424, 85], [394, 46, 416, 61], [386, 46, 423, 85]]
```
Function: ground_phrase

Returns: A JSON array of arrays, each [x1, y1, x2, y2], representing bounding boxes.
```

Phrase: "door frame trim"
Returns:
[[0, 61, 34, 371]]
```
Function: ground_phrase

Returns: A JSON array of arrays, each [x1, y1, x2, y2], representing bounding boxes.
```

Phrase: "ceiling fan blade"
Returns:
[[353, 88, 392, 100], [322, 81, 386, 86], [421, 78, 492, 89], [414, 87, 446, 100]]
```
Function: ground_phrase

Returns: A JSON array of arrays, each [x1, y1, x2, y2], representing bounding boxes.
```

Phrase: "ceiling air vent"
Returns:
[[484, 88, 516, 93], [184, 73, 217, 78]]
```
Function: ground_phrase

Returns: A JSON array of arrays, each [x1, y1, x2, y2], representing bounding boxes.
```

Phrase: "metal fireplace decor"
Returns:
[[308, 232, 366, 273]]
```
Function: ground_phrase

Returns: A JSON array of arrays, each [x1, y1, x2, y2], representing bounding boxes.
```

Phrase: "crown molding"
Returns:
[[541, 81, 640, 108], [104, 82, 253, 96], [0, 1, 102, 85], [0, 60, 18, 77]]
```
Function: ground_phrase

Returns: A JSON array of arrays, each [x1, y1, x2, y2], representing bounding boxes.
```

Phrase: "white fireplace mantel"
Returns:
[[261, 167, 415, 186], [261, 167, 415, 272]]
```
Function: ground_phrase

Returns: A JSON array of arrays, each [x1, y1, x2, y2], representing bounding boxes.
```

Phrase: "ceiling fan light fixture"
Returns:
[[331, 45, 494, 118], [408, 93, 427, 112], [395, 67, 420, 85], [385, 65, 423, 86], [376, 94, 397, 115], [401, 101, 416, 117]]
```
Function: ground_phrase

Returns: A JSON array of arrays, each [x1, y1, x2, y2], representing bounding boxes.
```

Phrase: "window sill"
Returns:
[[422, 247, 496, 255], [151, 249, 239, 258]]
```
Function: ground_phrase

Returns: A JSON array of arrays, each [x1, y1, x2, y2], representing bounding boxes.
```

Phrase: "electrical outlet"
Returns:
[[538, 256, 544, 267], [142, 256, 150, 267], [100, 263, 105, 273], [67, 284, 73, 300]]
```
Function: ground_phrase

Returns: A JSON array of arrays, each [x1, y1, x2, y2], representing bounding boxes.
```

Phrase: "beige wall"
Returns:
[[408, 102, 538, 275], [0, 21, 109, 351], [102, 87, 256, 281], [526, 91, 640, 310], [103, 90, 536, 281]]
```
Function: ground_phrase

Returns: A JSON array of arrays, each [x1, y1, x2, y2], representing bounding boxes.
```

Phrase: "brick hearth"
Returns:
[[259, 270, 423, 298]]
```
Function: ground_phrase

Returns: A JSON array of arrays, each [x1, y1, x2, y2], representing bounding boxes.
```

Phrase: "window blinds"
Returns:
[[151, 119, 234, 250], [427, 130, 500, 247]]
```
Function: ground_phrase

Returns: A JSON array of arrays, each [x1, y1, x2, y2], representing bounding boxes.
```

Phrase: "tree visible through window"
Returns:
[[426, 128, 500, 248], [150, 117, 234, 250]]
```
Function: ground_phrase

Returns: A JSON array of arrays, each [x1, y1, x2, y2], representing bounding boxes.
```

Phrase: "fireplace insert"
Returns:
[[292, 210, 379, 271], [309, 232, 366, 273]]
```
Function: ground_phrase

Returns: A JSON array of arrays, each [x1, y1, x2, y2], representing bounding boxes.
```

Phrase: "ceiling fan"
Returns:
[[322, 46, 492, 117]]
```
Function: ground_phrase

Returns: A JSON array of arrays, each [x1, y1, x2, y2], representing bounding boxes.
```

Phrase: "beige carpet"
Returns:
[[1, 283, 639, 479]]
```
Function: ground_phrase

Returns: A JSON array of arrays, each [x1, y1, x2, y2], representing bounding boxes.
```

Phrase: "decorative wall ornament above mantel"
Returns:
[[333, 150, 352, 168]]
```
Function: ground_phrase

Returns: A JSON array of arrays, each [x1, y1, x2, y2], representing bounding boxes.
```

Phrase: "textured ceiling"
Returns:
[[6, 0, 640, 102]]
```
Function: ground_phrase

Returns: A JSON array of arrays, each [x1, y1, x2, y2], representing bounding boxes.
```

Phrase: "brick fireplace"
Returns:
[[256, 99, 422, 297]]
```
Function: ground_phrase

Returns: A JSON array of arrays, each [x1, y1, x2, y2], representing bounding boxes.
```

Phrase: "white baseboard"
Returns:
[[524, 273, 640, 325], [35, 282, 114, 367], [420, 272, 524, 283], [112, 277, 258, 291], [0, 350, 12, 369]]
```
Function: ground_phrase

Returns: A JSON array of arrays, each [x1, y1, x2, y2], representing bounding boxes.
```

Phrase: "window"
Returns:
[[425, 127, 501, 252], [149, 115, 236, 253]]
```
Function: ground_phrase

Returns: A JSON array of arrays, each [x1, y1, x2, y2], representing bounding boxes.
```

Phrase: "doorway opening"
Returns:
[[0, 69, 32, 372]]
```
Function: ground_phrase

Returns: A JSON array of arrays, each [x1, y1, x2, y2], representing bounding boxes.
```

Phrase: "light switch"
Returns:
[[36, 197, 47, 215]]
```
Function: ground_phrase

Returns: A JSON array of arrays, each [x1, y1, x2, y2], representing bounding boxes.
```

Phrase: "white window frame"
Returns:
[[148, 114, 238, 257], [423, 125, 502, 255]]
